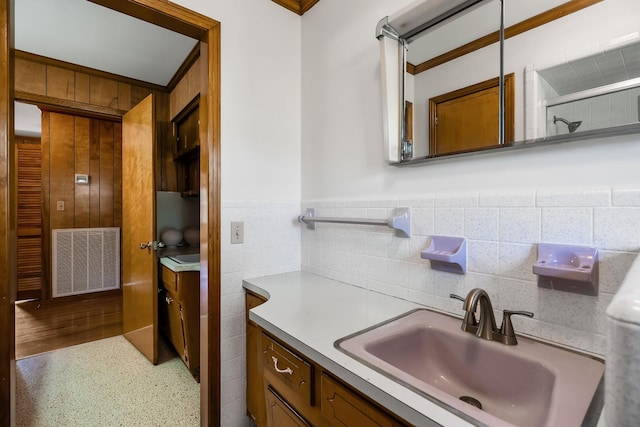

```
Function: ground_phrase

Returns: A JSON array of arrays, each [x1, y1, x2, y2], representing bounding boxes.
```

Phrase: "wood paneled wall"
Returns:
[[170, 57, 200, 121], [14, 51, 157, 118], [41, 111, 122, 298], [15, 136, 42, 300], [15, 50, 175, 193]]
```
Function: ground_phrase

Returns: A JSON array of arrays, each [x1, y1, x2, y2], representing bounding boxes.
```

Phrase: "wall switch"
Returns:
[[231, 221, 244, 244], [56, 201, 65, 211]]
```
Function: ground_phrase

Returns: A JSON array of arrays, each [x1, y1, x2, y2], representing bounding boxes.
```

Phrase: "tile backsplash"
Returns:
[[220, 200, 301, 427], [301, 187, 640, 356]]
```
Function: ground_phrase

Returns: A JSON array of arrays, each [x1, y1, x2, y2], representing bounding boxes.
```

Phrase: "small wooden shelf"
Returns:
[[174, 143, 200, 161]]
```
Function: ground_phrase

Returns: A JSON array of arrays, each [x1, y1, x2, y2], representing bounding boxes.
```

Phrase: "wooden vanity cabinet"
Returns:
[[160, 265, 200, 380], [245, 290, 409, 427], [266, 385, 312, 427], [247, 290, 268, 426]]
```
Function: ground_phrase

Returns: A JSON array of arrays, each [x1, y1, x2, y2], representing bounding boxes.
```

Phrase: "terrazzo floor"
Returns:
[[16, 335, 200, 426]]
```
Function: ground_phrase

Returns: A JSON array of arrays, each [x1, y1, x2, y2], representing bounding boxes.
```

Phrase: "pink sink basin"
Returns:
[[336, 309, 604, 427]]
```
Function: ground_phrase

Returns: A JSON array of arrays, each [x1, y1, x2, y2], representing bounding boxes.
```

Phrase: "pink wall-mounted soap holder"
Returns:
[[533, 243, 599, 296], [420, 236, 467, 274]]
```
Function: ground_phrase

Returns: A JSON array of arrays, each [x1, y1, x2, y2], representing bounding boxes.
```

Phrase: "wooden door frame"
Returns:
[[0, 1, 222, 425]]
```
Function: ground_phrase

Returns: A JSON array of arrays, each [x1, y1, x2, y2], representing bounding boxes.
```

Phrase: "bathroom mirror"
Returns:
[[377, 0, 640, 164]]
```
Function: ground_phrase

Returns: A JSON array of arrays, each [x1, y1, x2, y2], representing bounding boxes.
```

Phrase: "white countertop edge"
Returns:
[[243, 271, 476, 427], [159, 256, 200, 272], [606, 252, 640, 325]]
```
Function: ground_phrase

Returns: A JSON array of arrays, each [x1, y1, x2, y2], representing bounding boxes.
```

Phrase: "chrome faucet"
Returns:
[[450, 288, 534, 345]]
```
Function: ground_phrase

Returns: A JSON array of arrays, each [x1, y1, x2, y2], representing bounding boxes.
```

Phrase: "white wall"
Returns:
[[177, 0, 302, 202], [301, 0, 640, 200]]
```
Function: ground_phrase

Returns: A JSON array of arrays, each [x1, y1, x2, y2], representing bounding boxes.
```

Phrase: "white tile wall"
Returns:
[[220, 200, 301, 427], [545, 86, 640, 136], [302, 187, 640, 356]]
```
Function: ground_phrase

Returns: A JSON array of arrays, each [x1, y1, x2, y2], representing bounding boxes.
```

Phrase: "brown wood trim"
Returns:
[[406, 62, 416, 76], [201, 28, 222, 426], [414, 0, 602, 74], [0, 0, 14, 422], [16, 91, 128, 121], [271, 0, 320, 15], [88, 0, 209, 39], [300, 0, 320, 15], [14, 50, 167, 93], [166, 43, 200, 93], [428, 73, 514, 155], [40, 112, 51, 301], [504, 73, 515, 144], [272, 0, 303, 15]]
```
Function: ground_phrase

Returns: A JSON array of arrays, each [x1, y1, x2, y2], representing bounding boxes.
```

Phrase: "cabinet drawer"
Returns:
[[161, 265, 178, 295], [262, 333, 313, 405], [265, 386, 311, 427], [321, 373, 404, 427]]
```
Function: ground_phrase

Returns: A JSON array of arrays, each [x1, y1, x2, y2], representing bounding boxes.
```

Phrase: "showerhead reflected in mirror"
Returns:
[[531, 38, 640, 139], [553, 116, 582, 134]]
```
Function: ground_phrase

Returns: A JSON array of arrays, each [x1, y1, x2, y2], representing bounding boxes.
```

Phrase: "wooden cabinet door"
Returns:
[[321, 373, 403, 427], [266, 386, 311, 427], [122, 94, 158, 364]]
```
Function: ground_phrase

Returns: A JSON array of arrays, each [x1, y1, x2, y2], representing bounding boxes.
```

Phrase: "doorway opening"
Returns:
[[1, 0, 221, 425]]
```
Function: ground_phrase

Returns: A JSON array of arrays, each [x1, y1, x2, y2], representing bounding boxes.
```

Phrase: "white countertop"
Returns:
[[243, 271, 475, 427], [159, 256, 200, 272]]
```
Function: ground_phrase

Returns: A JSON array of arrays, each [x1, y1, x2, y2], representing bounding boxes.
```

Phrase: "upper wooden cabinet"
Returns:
[[173, 100, 200, 196]]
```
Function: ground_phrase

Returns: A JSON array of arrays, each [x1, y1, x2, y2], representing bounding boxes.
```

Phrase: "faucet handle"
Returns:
[[500, 310, 534, 345]]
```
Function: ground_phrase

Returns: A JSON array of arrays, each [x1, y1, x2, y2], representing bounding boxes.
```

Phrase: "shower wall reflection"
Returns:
[[546, 87, 640, 136]]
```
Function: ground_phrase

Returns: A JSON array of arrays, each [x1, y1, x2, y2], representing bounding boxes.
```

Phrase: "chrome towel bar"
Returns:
[[298, 207, 411, 238]]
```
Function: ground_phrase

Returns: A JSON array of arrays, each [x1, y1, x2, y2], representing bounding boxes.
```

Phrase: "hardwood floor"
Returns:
[[15, 290, 123, 359]]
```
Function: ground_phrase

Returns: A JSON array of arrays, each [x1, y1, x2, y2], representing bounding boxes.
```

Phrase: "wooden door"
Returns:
[[15, 138, 43, 301], [429, 74, 514, 156], [122, 94, 158, 364]]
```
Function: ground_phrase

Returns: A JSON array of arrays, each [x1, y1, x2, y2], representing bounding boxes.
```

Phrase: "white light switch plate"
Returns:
[[56, 201, 64, 211], [231, 221, 244, 244]]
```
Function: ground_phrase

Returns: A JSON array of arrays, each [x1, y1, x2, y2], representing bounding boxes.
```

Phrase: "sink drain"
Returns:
[[459, 395, 483, 410]]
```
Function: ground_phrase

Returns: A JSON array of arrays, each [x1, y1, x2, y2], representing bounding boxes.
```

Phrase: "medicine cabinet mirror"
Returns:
[[377, 0, 640, 164]]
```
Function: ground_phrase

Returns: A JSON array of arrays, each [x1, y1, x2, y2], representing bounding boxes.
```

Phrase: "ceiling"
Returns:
[[14, 0, 200, 135], [13, 0, 321, 136], [538, 40, 640, 96], [15, 0, 198, 87]]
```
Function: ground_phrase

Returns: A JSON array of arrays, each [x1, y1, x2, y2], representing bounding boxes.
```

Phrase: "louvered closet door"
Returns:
[[16, 139, 43, 301]]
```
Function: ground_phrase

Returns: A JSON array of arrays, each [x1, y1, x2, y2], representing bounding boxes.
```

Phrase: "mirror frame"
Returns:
[[376, 0, 634, 165]]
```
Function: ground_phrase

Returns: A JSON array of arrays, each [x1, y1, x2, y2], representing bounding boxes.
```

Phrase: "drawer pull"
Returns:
[[272, 356, 293, 375]]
